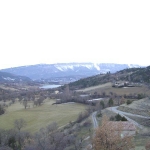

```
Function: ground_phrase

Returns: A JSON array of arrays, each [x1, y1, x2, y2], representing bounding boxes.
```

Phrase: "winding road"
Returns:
[[84, 112, 98, 150], [85, 107, 148, 149], [107, 106, 150, 129], [92, 111, 98, 129], [91, 106, 150, 129]]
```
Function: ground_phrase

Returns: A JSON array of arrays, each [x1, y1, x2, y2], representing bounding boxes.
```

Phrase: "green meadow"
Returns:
[[0, 99, 87, 133]]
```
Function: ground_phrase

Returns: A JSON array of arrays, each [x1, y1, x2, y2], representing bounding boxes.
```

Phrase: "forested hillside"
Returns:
[[0, 71, 32, 83], [69, 66, 150, 89]]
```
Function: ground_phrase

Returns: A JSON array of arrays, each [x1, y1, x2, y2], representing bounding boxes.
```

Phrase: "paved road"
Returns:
[[92, 111, 98, 129], [107, 106, 147, 129]]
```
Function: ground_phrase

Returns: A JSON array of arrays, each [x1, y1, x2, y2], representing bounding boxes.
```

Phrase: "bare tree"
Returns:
[[93, 115, 135, 150], [145, 140, 150, 150], [14, 119, 26, 132], [37, 96, 45, 106], [23, 100, 28, 109]]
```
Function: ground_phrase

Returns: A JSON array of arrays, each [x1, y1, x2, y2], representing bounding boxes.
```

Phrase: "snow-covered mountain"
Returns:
[[0, 63, 142, 82]]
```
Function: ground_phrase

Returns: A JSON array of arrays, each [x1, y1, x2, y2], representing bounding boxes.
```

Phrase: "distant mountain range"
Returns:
[[0, 63, 143, 83], [0, 71, 32, 83]]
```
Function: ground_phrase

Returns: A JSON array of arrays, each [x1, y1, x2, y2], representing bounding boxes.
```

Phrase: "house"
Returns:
[[54, 90, 59, 94], [112, 82, 125, 88], [107, 121, 136, 137]]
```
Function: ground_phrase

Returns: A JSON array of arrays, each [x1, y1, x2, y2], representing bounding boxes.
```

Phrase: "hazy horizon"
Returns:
[[0, 0, 150, 69]]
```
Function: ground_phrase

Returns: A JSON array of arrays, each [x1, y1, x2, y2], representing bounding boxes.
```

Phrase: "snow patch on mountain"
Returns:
[[94, 63, 100, 71], [128, 64, 140, 68], [55, 65, 74, 71], [55, 63, 101, 71], [55, 64, 94, 71], [3, 77, 15, 81], [84, 64, 93, 69]]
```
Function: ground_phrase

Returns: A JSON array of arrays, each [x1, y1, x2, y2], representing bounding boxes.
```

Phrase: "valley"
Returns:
[[0, 64, 150, 149]]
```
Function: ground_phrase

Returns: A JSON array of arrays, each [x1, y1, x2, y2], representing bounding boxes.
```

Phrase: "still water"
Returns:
[[40, 84, 62, 89]]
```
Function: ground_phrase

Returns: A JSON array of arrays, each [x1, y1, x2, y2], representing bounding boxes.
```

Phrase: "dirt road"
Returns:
[[92, 111, 98, 129]]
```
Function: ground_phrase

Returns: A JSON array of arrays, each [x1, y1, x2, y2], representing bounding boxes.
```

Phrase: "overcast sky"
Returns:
[[0, 0, 150, 69]]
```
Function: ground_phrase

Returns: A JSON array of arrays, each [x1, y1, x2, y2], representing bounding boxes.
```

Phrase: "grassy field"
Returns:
[[118, 98, 150, 117], [77, 82, 112, 92], [78, 82, 150, 96], [0, 99, 87, 133]]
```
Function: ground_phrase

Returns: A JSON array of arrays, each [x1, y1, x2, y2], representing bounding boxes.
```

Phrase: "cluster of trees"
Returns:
[[76, 111, 91, 123], [129, 66, 150, 83], [0, 88, 17, 102], [0, 87, 56, 112], [110, 114, 127, 121], [68, 73, 112, 90], [0, 119, 85, 150]]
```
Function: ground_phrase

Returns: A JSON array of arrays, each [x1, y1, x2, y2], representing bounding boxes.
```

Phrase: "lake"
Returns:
[[40, 84, 62, 89], [87, 98, 103, 102]]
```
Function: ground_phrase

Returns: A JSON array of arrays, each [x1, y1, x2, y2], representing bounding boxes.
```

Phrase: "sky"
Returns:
[[0, 0, 150, 69]]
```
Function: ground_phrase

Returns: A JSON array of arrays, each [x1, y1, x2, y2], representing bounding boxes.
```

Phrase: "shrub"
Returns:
[[108, 98, 114, 107], [109, 116, 115, 121], [121, 116, 127, 121], [137, 93, 145, 99], [0, 105, 5, 115], [83, 120, 91, 127], [100, 101, 105, 109], [115, 114, 122, 121], [115, 114, 127, 121], [97, 113, 102, 118], [126, 100, 132, 105]]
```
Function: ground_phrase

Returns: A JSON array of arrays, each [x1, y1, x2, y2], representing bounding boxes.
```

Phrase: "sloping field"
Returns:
[[0, 99, 87, 133], [77, 82, 112, 92], [78, 82, 150, 97], [118, 98, 150, 117]]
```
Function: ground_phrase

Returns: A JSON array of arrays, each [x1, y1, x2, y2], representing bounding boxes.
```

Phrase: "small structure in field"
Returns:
[[112, 81, 135, 88], [54, 90, 59, 94]]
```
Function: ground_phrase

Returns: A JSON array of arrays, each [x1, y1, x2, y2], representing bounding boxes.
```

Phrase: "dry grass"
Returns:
[[0, 85, 18, 91], [118, 98, 150, 117], [78, 82, 150, 97], [76, 82, 112, 92], [0, 99, 87, 133]]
